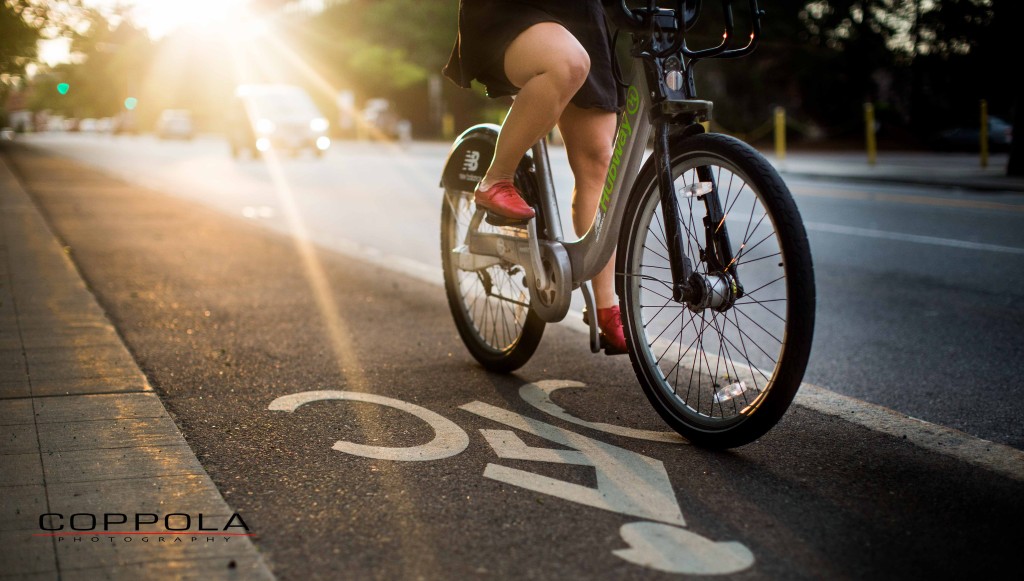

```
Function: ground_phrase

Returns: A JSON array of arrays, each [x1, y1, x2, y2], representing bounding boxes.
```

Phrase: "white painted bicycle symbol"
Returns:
[[269, 380, 754, 575]]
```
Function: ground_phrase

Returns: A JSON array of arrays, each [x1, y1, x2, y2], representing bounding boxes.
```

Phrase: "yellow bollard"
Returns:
[[774, 106, 786, 162], [442, 113, 455, 141], [864, 103, 877, 166], [980, 99, 989, 169]]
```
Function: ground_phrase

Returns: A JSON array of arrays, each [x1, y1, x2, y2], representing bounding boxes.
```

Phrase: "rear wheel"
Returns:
[[618, 133, 815, 448], [440, 168, 545, 373]]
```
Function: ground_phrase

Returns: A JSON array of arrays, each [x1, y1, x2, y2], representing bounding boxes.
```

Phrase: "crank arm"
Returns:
[[466, 213, 535, 276]]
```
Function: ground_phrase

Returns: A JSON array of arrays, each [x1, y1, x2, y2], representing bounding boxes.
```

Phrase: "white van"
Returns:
[[228, 84, 331, 158]]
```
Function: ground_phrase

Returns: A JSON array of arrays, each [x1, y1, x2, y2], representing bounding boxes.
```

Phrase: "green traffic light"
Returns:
[[57, 83, 70, 95], [124, 97, 138, 110]]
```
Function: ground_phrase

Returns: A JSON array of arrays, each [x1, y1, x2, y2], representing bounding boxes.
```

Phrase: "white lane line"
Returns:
[[322, 239, 1024, 481], [805, 221, 1024, 255], [795, 384, 1024, 482]]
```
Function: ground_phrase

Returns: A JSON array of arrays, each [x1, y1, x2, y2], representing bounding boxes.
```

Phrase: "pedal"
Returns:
[[483, 211, 529, 228]]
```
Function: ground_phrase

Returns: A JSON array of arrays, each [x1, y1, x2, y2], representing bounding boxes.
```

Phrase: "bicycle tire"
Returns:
[[618, 133, 815, 448], [440, 166, 545, 373]]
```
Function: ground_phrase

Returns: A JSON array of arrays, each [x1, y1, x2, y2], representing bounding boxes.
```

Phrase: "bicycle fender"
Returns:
[[440, 123, 500, 192]]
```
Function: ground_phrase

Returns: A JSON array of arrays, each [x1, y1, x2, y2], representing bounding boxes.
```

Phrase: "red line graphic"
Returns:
[[33, 532, 255, 537]]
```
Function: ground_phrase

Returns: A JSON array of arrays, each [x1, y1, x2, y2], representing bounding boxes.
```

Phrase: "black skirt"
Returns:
[[443, 0, 624, 112]]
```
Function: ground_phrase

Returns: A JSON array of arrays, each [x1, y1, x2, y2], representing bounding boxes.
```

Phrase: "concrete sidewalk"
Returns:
[[0, 155, 273, 579], [766, 150, 1024, 193]]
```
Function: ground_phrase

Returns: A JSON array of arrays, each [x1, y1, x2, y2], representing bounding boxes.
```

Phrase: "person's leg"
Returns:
[[557, 103, 617, 308], [558, 103, 627, 353], [480, 23, 591, 191]]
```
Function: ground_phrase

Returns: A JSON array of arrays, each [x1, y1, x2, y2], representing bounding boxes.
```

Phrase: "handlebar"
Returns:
[[604, 0, 764, 60]]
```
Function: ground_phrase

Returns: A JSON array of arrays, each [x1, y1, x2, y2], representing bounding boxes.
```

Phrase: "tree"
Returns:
[[706, 0, 1011, 146], [1, 1, 40, 76], [295, 0, 457, 96]]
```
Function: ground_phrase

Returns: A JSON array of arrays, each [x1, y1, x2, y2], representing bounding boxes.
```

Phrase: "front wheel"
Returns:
[[618, 133, 815, 448]]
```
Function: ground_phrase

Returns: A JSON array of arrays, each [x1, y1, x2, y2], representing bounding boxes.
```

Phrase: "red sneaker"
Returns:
[[596, 306, 628, 355], [474, 180, 535, 221]]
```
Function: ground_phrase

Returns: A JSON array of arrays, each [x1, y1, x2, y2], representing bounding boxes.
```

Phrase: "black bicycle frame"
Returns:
[[625, 0, 761, 301]]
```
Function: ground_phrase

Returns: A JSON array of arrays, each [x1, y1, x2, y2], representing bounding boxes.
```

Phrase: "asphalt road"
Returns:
[[2, 138, 1023, 580], [16, 132, 1024, 449]]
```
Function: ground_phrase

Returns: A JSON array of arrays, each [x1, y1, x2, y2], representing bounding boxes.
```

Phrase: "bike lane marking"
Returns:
[[267, 386, 754, 575], [460, 400, 754, 575], [461, 400, 685, 527], [518, 379, 685, 443], [268, 390, 469, 461]]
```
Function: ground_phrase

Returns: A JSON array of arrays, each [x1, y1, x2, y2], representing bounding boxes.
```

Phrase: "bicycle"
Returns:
[[440, 0, 815, 449]]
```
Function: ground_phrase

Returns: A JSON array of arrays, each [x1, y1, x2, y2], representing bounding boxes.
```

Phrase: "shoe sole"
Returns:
[[483, 212, 529, 227], [474, 197, 535, 223]]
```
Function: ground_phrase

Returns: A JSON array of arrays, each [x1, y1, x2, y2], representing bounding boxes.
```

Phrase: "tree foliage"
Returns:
[[691, 0, 1013, 146], [290, 0, 456, 97], [30, 8, 155, 119], [7, 0, 1018, 155], [1, 1, 41, 76]]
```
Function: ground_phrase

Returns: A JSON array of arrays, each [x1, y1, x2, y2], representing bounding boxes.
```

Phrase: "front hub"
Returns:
[[686, 271, 738, 313]]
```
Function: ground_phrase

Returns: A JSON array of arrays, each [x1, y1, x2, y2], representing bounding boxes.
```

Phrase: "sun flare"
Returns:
[[126, 0, 254, 38]]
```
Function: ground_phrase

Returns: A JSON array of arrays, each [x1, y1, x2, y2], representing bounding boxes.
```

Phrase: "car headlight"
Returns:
[[256, 118, 275, 134], [310, 117, 329, 133]]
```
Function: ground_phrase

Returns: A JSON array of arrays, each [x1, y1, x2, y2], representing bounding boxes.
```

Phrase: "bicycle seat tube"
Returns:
[[563, 56, 653, 286]]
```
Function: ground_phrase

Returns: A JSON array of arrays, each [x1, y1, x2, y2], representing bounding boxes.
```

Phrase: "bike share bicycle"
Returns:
[[440, 0, 815, 448]]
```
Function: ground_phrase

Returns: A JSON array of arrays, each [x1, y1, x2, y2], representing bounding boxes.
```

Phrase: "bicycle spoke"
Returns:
[[735, 229, 776, 264], [733, 294, 786, 323], [737, 251, 781, 267], [640, 284, 673, 301], [743, 274, 786, 298]]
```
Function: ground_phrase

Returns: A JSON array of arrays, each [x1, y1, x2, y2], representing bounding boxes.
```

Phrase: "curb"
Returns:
[[0, 154, 275, 580]]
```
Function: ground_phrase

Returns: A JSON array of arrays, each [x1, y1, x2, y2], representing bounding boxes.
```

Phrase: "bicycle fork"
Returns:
[[654, 122, 695, 303], [654, 120, 742, 310]]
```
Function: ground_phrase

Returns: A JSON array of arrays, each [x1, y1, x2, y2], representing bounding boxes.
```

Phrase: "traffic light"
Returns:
[[124, 97, 138, 110], [57, 83, 70, 95]]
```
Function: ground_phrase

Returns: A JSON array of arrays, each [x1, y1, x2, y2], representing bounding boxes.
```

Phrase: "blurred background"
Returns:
[[0, 0, 1020, 164]]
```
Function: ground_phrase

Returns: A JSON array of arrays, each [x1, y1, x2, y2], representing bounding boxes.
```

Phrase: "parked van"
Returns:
[[228, 84, 331, 158]]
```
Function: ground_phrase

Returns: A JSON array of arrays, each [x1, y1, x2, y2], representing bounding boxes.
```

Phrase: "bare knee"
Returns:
[[553, 49, 591, 93], [521, 49, 590, 100], [505, 24, 591, 98]]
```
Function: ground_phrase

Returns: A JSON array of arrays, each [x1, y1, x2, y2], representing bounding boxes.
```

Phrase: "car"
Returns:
[[935, 116, 1013, 152], [227, 84, 331, 158], [156, 110, 194, 140]]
